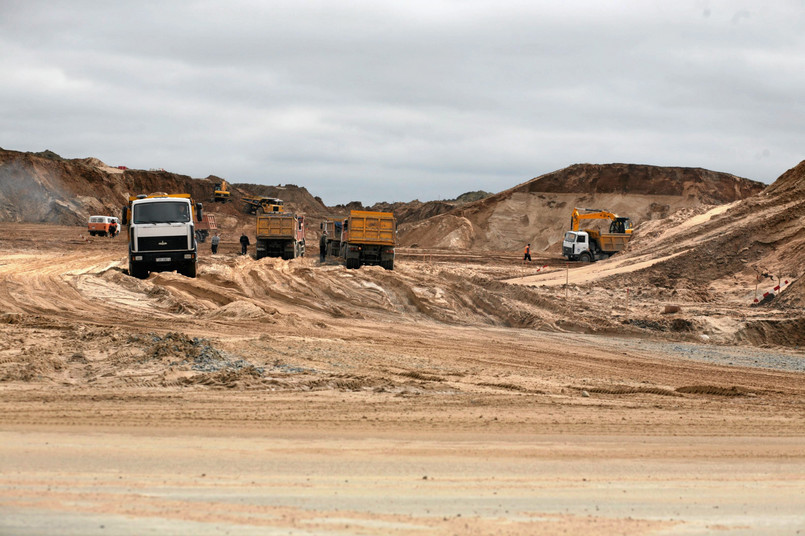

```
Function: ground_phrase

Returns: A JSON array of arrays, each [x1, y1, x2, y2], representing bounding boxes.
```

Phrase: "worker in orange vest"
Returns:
[[523, 243, 531, 262]]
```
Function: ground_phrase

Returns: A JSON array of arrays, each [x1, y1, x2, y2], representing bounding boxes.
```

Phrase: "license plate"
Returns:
[[156, 257, 171, 262]]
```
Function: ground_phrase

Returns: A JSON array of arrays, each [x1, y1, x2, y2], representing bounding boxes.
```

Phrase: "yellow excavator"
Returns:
[[570, 208, 632, 235], [563, 208, 633, 262], [213, 180, 231, 203]]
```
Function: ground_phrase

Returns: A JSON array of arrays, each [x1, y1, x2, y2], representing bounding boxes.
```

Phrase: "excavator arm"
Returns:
[[570, 208, 632, 234]]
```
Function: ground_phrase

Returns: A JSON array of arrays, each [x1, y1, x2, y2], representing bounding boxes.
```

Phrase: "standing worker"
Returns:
[[108, 220, 117, 238], [319, 231, 327, 263], [211, 232, 220, 255], [523, 243, 531, 262], [239, 232, 250, 256]]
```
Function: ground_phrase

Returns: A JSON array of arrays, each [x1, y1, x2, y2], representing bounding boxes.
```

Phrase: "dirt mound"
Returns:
[[332, 191, 492, 226], [518, 163, 761, 200], [208, 300, 270, 319], [734, 317, 805, 347], [369, 191, 492, 225], [763, 159, 805, 198], [611, 160, 805, 290], [0, 148, 334, 237], [399, 163, 763, 252], [0, 148, 218, 225]]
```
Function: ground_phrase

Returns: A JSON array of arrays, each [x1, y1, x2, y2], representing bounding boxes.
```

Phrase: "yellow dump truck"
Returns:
[[255, 212, 306, 260], [243, 196, 284, 215], [339, 210, 396, 270]]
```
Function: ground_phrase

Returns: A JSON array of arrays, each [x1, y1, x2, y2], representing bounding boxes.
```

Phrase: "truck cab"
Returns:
[[320, 220, 343, 257], [563, 231, 592, 262]]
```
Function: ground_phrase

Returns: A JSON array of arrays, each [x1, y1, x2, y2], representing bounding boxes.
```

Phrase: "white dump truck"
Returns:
[[121, 193, 203, 278]]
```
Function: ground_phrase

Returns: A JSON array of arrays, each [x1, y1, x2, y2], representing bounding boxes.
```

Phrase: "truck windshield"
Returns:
[[133, 202, 190, 224]]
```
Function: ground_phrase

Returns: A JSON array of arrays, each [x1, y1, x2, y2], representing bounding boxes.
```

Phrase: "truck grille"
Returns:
[[137, 235, 188, 251]]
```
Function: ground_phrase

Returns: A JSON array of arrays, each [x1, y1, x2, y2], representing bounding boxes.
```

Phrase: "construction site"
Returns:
[[0, 147, 804, 535]]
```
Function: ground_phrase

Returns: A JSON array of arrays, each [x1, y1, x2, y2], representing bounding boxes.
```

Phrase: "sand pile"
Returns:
[[614, 160, 805, 292], [399, 163, 764, 252]]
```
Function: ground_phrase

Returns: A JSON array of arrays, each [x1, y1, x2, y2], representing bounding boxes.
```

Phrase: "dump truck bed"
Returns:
[[586, 229, 631, 253], [344, 210, 395, 246], [196, 214, 217, 231], [256, 213, 297, 239], [598, 233, 631, 252]]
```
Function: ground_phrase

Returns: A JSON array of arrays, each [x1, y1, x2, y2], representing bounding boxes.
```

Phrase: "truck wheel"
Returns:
[[181, 261, 198, 278], [579, 252, 592, 263], [129, 261, 148, 279], [346, 258, 359, 269], [381, 260, 394, 270]]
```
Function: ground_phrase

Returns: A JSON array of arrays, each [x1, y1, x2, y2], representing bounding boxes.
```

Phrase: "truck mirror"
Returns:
[[121, 206, 128, 225], [196, 203, 203, 222]]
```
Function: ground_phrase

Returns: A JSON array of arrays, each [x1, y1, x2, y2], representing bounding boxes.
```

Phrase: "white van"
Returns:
[[88, 216, 118, 236]]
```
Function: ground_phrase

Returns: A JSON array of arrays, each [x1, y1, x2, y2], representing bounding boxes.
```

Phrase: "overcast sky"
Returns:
[[2, 1, 803, 204]]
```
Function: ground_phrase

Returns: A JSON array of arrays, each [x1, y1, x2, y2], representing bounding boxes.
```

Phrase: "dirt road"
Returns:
[[1, 223, 804, 535]]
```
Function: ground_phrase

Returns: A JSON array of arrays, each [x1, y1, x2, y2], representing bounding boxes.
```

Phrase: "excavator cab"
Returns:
[[259, 198, 284, 213], [609, 217, 632, 234]]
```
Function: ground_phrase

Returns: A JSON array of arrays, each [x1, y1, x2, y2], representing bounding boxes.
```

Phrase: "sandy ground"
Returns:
[[1, 223, 804, 535]]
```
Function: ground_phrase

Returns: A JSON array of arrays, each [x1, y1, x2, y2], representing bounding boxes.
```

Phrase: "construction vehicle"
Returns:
[[320, 219, 343, 257], [121, 193, 203, 278], [563, 207, 633, 262], [255, 212, 306, 260], [87, 215, 118, 237], [339, 210, 396, 270], [213, 180, 231, 203], [243, 195, 284, 215], [195, 214, 218, 243]]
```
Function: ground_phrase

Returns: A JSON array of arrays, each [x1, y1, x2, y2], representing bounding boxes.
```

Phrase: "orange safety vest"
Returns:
[[524, 245, 530, 254]]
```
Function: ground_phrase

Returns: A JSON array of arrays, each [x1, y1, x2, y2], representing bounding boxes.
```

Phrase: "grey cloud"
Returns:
[[1, 1, 804, 204]]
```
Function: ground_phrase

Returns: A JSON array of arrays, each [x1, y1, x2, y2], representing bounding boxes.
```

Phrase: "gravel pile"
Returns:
[[143, 332, 265, 374]]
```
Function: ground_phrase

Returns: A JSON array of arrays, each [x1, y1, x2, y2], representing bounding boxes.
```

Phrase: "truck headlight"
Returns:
[[134, 255, 143, 261]]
